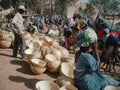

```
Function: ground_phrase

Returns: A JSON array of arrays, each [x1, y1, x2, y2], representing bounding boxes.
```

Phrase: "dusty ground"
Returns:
[[0, 48, 120, 90], [0, 48, 65, 90]]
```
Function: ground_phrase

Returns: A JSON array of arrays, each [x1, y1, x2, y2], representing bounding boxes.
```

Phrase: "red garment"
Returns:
[[65, 37, 69, 49], [108, 31, 120, 38], [97, 29, 104, 40]]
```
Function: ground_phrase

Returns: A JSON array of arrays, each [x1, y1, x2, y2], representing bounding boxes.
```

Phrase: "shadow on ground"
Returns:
[[9, 76, 42, 89], [45, 70, 59, 79], [0, 53, 12, 57], [10, 60, 33, 75], [10, 59, 61, 78]]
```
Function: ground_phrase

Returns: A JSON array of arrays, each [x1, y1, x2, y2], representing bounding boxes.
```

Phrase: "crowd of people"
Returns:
[[0, 4, 120, 90], [66, 12, 120, 90]]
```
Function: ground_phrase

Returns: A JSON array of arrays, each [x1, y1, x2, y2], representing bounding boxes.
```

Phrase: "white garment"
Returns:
[[12, 12, 24, 34], [48, 29, 59, 35], [0, 8, 13, 16], [32, 25, 38, 32]]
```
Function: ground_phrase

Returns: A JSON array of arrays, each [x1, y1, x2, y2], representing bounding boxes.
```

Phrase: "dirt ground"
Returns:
[[0, 48, 62, 90], [0, 48, 75, 90], [0, 48, 120, 90]]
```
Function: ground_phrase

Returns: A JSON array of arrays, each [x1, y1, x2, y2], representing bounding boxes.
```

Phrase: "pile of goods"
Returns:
[[35, 76, 78, 90], [0, 30, 14, 48], [0, 31, 77, 90], [24, 32, 75, 77]]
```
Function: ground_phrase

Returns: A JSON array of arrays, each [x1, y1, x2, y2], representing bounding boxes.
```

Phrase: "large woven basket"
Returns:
[[24, 31, 32, 40], [51, 48, 62, 59], [60, 62, 74, 78], [27, 52, 41, 61], [0, 31, 9, 40], [55, 76, 74, 87], [25, 48, 41, 62], [40, 46, 52, 58], [58, 46, 69, 58], [45, 54, 61, 70], [35, 81, 60, 90], [47, 65, 60, 73], [104, 86, 119, 90], [0, 40, 11, 48], [30, 59, 46, 68], [30, 64, 46, 75]]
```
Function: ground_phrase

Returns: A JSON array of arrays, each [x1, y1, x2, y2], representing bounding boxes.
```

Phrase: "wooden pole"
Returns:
[[111, 14, 115, 31]]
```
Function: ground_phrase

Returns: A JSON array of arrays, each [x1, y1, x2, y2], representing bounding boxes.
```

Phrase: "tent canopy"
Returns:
[[98, 18, 120, 31]]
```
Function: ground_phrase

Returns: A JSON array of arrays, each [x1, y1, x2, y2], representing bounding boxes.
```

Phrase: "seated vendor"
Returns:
[[74, 46, 120, 90]]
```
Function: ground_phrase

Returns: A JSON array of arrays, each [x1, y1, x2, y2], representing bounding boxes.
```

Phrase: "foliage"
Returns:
[[15, 0, 45, 14], [109, 0, 120, 12], [0, 0, 77, 15], [89, 0, 120, 15]]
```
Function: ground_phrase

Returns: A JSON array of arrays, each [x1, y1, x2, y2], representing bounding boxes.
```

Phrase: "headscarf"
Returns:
[[81, 27, 97, 47]]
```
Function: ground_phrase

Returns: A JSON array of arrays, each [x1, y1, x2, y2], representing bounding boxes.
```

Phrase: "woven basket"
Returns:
[[47, 65, 60, 73], [24, 31, 31, 40], [41, 46, 52, 57], [60, 62, 74, 78], [58, 46, 69, 58], [0, 31, 9, 40], [45, 54, 61, 70], [61, 58, 75, 64], [30, 59, 46, 68], [56, 76, 74, 87], [30, 64, 46, 75], [33, 33, 43, 39], [104, 86, 119, 90], [27, 52, 41, 63], [0, 40, 11, 48], [25, 48, 41, 63], [51, 48, 62, 59], [60, 84, 78, 90], [35, 81, 60, 90]]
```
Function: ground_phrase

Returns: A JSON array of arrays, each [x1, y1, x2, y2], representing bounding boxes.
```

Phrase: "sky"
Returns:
[[79, 0, 89, 2]]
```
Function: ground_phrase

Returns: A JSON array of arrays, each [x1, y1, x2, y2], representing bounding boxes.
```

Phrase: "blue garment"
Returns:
[[102, 35, 108, 43], [107, 36, 120, 43], [106, 36, 120, 48], [34, 16, 41, 32], [76, 32, 85, 45], [74, 53, 119, 90]]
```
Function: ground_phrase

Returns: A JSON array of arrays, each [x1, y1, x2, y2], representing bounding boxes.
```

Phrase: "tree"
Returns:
[[89, 0, 120, 16], [109, 0, 120, 13], [0, 0, 78, 15], [16, 0, 45, 14]]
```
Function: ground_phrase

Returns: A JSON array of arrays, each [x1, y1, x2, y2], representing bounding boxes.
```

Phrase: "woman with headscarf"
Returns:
[[74, 51, 120, 90], [74, 20, 100, 63]]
